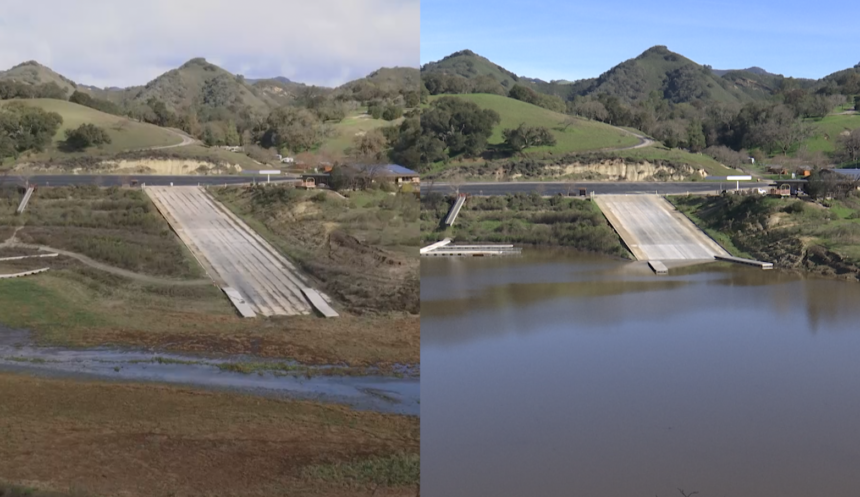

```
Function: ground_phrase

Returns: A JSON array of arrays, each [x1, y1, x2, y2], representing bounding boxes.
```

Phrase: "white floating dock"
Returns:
[[715, 255, 773, 270], [0, 267, 50, 279], [420, 238, 452, 254], [0, 253, 59, 262], [648, 261, 668, 275], [421, 244, 522, 257]]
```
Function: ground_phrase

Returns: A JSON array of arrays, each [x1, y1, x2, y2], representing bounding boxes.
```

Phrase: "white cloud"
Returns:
[[0, 0, 419, 88]]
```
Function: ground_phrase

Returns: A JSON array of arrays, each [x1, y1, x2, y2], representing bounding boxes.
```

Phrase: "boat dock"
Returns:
[[715, 255, 773, 269], [648, 261, 669, 275], [421, 240, 521, 257]]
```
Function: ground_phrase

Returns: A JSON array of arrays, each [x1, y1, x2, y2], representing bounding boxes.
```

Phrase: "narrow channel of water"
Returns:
[[0, 327, 419, 416], [421, 250, 860, 496]]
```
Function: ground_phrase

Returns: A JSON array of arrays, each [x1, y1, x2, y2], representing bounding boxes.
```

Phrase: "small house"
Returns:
[[348, 164, 420, 185], [299, 173, 330, 189]]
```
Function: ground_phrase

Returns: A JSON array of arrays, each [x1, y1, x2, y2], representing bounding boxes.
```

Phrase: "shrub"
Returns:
[[64, 123, 112, 151]]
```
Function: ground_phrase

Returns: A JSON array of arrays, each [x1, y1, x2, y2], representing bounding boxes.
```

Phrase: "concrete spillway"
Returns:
[[145, 186, 337, 318], [595, 195, 730, 261]]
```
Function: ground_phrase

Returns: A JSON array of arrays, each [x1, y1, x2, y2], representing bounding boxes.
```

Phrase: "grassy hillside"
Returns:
[[0, 61, 77, 96], [0, 99, 265, 171], [319, 110, 402, 155], [1, 98, 182, 157], [428, 93, 639, 154], [423, 93, 737, 179], [801, 113, 860, 154]]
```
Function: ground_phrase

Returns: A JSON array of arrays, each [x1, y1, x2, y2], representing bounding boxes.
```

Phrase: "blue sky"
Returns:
[[421, 0, 860, 81], [0, 0, 419, 88]]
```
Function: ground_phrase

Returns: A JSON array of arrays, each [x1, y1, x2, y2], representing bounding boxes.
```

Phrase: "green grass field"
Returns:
[[1, 99, 182, 157], [429, 93, 639, 154], [0, 99, 270, 171], [319, 110, 402, 156], [802, 113, 860, 154], [424, 94, 741, 179]]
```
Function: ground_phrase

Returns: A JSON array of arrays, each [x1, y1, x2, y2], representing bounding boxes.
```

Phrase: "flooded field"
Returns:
[[0, 326, 419, 416], [421, 250, 860, 496]]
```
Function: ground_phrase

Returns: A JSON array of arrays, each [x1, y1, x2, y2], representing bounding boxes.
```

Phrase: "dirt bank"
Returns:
[[432, 155, 708, 182], [670, 193, 860, 281], [211, 186, 420, 316]]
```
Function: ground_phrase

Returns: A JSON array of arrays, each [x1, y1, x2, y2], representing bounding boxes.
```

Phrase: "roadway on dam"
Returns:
[[594, 195, 730, 261], [421, 181, 763, 196]]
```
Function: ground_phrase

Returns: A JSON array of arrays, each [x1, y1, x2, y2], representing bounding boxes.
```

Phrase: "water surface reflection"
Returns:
[[421, 251, 860, 496]]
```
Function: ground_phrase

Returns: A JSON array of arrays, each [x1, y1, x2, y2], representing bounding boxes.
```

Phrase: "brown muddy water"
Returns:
[[421, 250, 860, 496]]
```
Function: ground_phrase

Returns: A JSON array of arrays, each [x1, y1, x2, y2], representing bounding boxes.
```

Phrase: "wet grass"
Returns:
[[0, 269, 419, 367], [215, 361, 376, 377], [300, 452, 420, 488], [2, 356, 57, 365], [0, 483, 93, 497], [0, 373, 418, 497]]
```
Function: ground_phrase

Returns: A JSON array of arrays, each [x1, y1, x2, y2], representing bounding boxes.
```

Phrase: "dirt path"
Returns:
[[0, 231, 211, 286]]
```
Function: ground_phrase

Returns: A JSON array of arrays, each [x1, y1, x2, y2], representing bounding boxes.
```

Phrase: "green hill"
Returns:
[[250, 78, 309, 107], [336, 67, 420, 102], [0, 98, 182, 158], [568, 46, 758, 104], [421, 50, 523, 88], [0, 61, 78, 96], [124, 58, 271, 115], [428, 93, 638, 153], [420, 50, 570, 98]]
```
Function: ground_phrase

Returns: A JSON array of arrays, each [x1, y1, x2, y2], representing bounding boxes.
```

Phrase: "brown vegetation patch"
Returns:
[[0, 374, 418, 497], [66, 314, 420, 367]]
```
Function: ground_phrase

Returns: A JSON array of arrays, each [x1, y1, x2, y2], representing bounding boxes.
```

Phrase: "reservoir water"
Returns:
[[421, 250, 860, 496]]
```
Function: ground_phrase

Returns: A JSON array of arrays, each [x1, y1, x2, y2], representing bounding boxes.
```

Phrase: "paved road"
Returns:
[[3, 175, 298, 187], [421, 181, 766, 196], [595, 195, 729, 261], [616, 129, 655, 150], [148, 128, 197, 150], [146, 186, 319, 317]]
